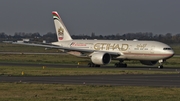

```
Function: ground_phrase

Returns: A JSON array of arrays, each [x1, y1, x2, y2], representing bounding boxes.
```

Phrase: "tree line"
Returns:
[[0, 32, 180, 44]]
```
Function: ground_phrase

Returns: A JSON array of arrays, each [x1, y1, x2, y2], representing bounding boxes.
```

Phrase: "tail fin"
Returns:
[[52, 11, 72, 41]]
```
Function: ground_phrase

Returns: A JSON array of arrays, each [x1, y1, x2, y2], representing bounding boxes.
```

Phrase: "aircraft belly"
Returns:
[[122, 53, 165, 60]]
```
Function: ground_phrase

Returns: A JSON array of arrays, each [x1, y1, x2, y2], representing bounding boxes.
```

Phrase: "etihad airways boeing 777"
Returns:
[[14, 11, 174, 68]]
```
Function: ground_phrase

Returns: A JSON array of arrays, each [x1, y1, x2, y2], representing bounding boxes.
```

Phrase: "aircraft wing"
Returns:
[[11, 42, 121, 56], [12, 42, 94, 53]]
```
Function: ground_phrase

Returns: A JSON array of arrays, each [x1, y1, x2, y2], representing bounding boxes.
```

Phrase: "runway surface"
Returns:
[[0, 62, 180, 87], [0, 62, 180, 71], [1, 74, 180, 87]]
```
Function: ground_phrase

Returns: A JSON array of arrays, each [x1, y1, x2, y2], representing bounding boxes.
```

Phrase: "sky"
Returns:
[[0, 0, 180, 35]]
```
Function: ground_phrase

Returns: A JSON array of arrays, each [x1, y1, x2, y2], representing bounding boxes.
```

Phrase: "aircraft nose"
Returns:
[[171, 50, 174, 56], [168, 50, 174, 58]]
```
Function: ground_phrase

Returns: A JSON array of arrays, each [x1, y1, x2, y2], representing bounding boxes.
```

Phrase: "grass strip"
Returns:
[[0, 65, 179, 76], [0, 83, 180, 101]]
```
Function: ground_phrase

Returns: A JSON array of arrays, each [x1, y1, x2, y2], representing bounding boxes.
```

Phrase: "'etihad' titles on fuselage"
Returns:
[[94, 43, 129, 51]]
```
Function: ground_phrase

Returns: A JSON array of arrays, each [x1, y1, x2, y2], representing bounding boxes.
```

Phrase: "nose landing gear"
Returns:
[[158, 59, 164, 69]]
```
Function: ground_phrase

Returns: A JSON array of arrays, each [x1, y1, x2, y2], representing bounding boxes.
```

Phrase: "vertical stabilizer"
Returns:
[[52, 11, 72, 41]]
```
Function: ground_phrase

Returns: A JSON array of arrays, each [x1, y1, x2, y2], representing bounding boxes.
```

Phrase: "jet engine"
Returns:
[[90, 52, 111, 65], [140, 60, 158, 65]]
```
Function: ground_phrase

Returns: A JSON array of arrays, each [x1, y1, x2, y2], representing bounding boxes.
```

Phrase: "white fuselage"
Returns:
[[52, 39, 174, 61]]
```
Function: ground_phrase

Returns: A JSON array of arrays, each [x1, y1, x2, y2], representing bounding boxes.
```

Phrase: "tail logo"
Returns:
[[58, 27, 64, 40]]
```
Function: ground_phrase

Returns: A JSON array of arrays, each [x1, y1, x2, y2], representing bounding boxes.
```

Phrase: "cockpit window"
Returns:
[[163, 48, 172, 50]]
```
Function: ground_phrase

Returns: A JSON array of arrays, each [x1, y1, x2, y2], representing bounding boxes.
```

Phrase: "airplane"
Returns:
[[13, 11, 174, 69]]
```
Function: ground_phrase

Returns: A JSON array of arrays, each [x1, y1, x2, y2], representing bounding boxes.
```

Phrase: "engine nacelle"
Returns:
[[91, 52, 111, 65], [140, 60, 157, 66]]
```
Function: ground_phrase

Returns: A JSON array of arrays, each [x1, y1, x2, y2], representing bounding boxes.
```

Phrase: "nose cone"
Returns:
[[169, 50, 174, 57], [166, 49, 174, 59]]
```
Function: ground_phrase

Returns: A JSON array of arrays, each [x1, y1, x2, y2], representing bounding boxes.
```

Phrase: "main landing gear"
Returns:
[[114, 60, 127, 67], [88, 62, 100, 67], [158, 59, 164, 69]]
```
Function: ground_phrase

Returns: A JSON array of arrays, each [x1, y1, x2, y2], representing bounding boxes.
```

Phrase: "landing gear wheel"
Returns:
[[88, 63, 93, 67], [114, 63, 127, 68], [158, 59, 164, 69], [88, 63, 91, 67], [158, 65, 163, 69], [95, 65, 100, 67], [114, 63, 119, 67], [88, 63, 100, 67], [124, 64, 127, 67]]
